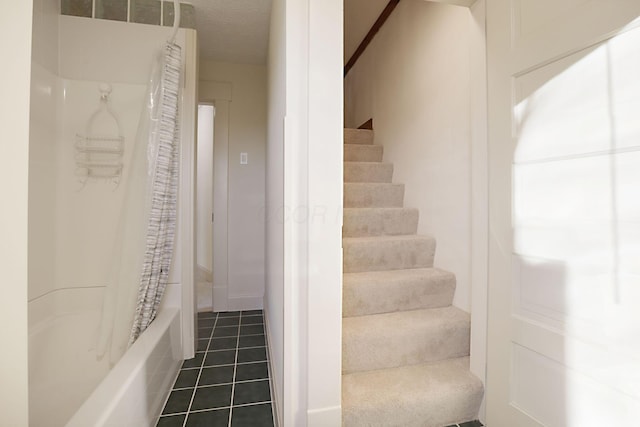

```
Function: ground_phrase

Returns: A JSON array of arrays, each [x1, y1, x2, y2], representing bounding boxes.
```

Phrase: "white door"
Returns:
[[486, 1, 640, 425]]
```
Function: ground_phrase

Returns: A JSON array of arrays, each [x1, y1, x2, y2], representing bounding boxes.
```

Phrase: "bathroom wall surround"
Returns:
[[61, 0, 196, 29]]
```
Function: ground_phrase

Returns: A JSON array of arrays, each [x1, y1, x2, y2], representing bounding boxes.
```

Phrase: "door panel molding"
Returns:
[[487, 0, 640, 425]]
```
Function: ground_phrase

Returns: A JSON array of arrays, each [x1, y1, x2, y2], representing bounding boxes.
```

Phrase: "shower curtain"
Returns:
[[97, 42, 182, 364], [129, 42, 181, 344]]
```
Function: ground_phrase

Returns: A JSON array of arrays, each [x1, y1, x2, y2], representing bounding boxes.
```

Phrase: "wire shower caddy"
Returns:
[[75, 83, 124, 188]]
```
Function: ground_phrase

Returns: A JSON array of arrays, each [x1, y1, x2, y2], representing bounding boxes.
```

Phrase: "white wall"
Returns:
[[196, 105, 214, 273], [1, 2, 34, 424], [344, 0, 474, 311], [265, 0, 286, 421], [28, 0, 59, 302], [199, 60, 267, 310], [468, 0, 488, 418], [266, 0, 343, 425], [306, 0, 344, 423]]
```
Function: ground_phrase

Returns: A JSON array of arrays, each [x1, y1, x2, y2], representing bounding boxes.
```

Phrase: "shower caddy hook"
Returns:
[[75, 83, 124, 188]]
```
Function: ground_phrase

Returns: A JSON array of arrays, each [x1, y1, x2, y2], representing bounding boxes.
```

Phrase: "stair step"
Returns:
[[343, 207, 418, 237], [343, 235, 435, 273], [342, 307, 470, 373], [344, 183, 404, 208], [343, 268, 455, 317], [344, 162, 393, 183], [344, 144, 383, 162], [344, 128, 374, 145], [342, 357, 484, 427]]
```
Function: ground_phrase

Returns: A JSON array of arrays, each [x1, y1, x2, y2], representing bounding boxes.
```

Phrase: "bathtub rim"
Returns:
[[65, 306, 181, 427]]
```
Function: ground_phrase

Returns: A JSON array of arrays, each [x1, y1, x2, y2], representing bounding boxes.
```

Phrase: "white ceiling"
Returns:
[[192, 0, 460, 65], [188, 0, 272, 64]]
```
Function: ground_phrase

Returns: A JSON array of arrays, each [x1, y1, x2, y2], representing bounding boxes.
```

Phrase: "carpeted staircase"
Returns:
[[342, 128, 484, 427]]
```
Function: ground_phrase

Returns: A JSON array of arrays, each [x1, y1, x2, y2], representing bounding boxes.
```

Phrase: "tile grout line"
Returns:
[[181, 313, 218, 427], [262, 311, 277, 427], [188, 400, 274, 415], [228, 314, 243, 427], [158, 311, 271, 426], [201, 344, 266, 353], [181, 358, 269, 370], [171, 376, 270, 392]]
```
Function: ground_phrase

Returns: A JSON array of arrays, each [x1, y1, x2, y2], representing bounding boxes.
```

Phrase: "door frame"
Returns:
[[198, 81, 232, 312], [468, 0, 489, 421], [195, 102, 216, 310]]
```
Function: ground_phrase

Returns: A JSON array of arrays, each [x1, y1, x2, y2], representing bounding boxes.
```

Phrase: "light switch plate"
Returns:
[[240, 152, 248, 165]]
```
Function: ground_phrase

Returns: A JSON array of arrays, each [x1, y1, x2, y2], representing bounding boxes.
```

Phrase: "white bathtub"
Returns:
[[29, 286, 182, 427]]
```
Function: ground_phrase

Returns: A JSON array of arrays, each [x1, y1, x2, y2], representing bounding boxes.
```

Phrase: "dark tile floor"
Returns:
[[446, 420, 484, 427], [157, 310, 274, 427]]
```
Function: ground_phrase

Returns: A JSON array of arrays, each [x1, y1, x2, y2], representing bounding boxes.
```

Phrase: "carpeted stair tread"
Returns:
[[341, 124, 483, 424], [344, 128, 374, 145], [342, 306, 470, 373], [344, 144, 384, 162], [343, 268, 455, 317], [342, 357, 484, 427], [344, 161, 394, 183], [343, 235, 436, 273], [343, 207, 419, 237], [344, 183, 405, 208]]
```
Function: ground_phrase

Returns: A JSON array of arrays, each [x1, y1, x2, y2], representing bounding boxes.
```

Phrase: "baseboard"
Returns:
[[159, 283, 181, 310], [262, 303, 339, 427], [212, 285, 227, 312], [264, 307, 283, 427], [308, 405, 341, 426], [227, 294, 264, 311], [212, 288, 263, 312], [195, 265, 212, 282]]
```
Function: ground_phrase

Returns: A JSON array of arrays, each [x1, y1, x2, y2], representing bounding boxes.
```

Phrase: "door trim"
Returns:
[[469, 0, 489, 422], [199, 81, 232, 312]]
